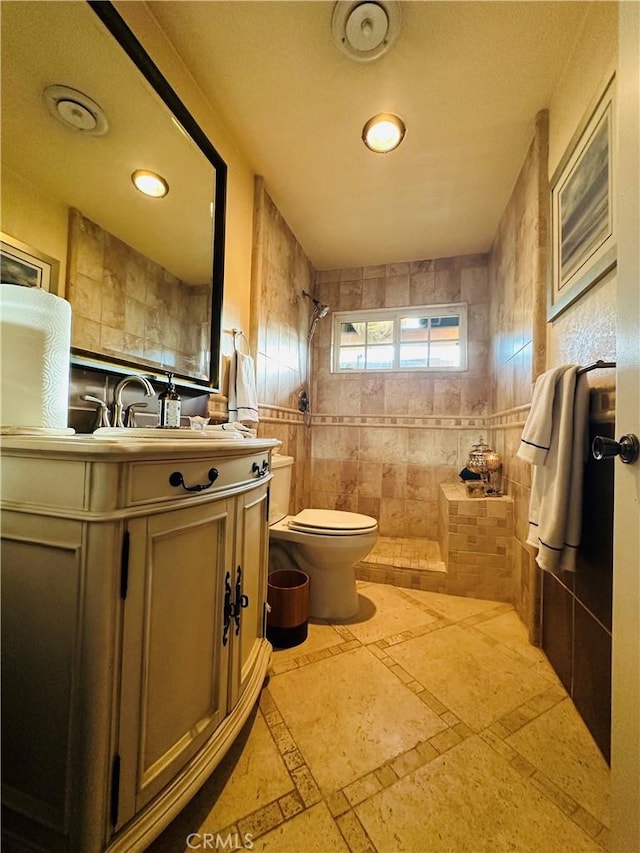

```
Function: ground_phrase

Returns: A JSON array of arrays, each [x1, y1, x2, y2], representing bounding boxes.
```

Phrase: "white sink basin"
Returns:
[[91, 427, 245, 440]]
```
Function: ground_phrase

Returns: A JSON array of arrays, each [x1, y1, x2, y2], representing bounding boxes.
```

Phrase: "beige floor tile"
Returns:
[[186, 713, 294, 832], [271, 619, 345, 664], [401, 587, 502, 622], [268, 646, 447, 793], [507, 698, 610, 827], [148, 582, 609, 853], [474, 609, 549, 665], [250, 802, 349, 852], [147, 711, 294, 851], [385, 624, 553, 731], [336, 583, 439, 644], [355, 735, 602, 852]]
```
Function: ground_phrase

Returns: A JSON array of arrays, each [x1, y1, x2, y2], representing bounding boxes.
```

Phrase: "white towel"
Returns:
[[227, 351, 259, 425], [517, 365, 572, 464], [202, 423, 257, 439], [517, 365, 590, 573]]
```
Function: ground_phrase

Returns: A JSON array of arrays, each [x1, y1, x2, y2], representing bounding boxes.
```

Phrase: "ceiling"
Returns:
[[148, 0, 592, 271], [1, 1, 216, 286]]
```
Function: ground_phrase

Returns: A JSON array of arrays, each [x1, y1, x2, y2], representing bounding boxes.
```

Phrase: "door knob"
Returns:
[[592, 433, 639, 464]]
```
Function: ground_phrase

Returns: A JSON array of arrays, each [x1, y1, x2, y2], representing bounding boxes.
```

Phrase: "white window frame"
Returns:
[[331, 302, 468, 373]]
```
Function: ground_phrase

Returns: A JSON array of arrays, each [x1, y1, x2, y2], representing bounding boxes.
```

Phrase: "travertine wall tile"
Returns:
[[67, 209, 210, 378], [487, 111, 548, 633]]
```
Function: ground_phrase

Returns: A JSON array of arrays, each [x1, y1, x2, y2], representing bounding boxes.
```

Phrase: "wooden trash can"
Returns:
[[267, 569, 310, 649]]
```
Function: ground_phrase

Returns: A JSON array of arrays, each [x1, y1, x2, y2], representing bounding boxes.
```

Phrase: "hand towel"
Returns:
[[227, 351, 259, 425], [518, 365, 590, 573], [517, 364, 572, 464], [202, 423, 255, 439]]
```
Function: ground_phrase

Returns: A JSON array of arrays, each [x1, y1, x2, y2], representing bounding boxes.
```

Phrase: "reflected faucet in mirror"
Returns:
[[113, 375, 155, 428], [81, 395, 111, 429]]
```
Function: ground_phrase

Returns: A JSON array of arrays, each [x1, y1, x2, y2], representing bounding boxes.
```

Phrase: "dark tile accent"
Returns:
[[541, 419, 614, 763], [541, 573, 573, 693], [573, 601, 611, 764], [575, 422, 614, 630]]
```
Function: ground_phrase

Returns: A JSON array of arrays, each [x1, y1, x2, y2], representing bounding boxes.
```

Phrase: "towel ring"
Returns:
[[231, 328, 250, 354]]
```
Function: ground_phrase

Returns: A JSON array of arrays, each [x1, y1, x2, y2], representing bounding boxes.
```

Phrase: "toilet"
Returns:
[[268, 454, 378, 620]]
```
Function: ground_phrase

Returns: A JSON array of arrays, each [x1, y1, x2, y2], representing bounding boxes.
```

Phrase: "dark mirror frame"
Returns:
[[79, 0, 227, 392]]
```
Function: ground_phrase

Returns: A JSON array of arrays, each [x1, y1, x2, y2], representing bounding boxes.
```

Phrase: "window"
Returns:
[[332, 303, 467, 373]]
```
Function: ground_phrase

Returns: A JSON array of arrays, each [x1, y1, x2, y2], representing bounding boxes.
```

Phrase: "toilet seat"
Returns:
[[288, 508, 377, 536]]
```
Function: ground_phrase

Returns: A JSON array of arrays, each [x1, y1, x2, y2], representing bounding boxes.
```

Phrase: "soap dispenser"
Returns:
[[158, 372, 181, 428]]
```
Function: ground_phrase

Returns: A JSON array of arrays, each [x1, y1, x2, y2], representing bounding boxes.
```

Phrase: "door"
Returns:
[[228, 481, 270, 710], [116, 498, 233, 829], [611, 4, 640, 849]]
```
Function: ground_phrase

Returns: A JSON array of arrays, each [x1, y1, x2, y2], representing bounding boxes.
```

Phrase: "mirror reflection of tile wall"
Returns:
[[67, 209, 211, 378]]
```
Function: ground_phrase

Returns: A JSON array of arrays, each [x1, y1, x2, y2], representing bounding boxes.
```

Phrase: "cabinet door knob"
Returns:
[[592, 434, 639, 464]]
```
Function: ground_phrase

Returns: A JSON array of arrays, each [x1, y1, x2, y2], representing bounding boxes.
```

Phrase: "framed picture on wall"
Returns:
[[0, 232, 60, 292], [548, 74, 616, 320]]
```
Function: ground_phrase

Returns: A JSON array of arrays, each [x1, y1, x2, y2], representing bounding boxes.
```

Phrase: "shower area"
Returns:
[[250, 179, 502, 600], [298, 289, 330, 427], [301, 254, 496, 594]]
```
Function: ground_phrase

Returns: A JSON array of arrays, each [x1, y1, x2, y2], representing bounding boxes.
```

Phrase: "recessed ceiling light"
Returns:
[[362, 113, 406, 153], [131, 170, 169, 198]]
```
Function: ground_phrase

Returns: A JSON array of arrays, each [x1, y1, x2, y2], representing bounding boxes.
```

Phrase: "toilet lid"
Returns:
[[288, 509, 377, 534]]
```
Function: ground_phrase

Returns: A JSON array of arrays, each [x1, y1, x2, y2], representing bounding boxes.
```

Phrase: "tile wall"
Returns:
[[67, 209, 211, 378], [437, 484, 514, 602], [249, 178, 315, 513], [486, 110, 550, 639], [310, 255, 491, 539]]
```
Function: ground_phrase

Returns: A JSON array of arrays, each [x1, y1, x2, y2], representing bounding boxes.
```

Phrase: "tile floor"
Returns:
[[363, 537, 446, 573], [148, 582, 610, 853]]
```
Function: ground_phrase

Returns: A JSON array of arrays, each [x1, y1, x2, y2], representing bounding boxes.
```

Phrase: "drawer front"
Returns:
[[127, 452, 270, 506]]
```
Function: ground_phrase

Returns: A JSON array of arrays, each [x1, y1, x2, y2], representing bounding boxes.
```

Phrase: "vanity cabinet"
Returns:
[[0, 436, 277, 853]]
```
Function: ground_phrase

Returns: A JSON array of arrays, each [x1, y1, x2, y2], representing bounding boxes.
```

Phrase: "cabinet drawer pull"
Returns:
[[169, 468, 219, 492], [252, 460, 269, 478]]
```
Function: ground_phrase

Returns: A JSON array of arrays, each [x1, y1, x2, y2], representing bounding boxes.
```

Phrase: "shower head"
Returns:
[[302, 289, 330, 319]]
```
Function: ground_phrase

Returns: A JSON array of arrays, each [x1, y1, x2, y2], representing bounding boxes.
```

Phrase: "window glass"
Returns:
[[340, 321, 365, 346], [367, 320, 394, 345], [400, 317, 429, 342], [339, 346, 365, 370], [332, 304, 467, 373], [399, 343, 429, 368], [430, 341, 460, 367], [366, 344, 394, 369]]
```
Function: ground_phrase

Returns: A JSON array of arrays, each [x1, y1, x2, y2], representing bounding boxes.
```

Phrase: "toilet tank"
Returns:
[[269, 454, 294, 524]]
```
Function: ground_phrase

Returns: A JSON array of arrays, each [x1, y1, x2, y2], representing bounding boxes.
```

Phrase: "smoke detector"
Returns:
[[43, 85, 109, 136], [332, 1, 401, 62]]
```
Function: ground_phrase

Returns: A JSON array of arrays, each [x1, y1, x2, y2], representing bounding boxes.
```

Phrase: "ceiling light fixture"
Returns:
[[362, 113, 406, 153], [131, 170, 169, 198]]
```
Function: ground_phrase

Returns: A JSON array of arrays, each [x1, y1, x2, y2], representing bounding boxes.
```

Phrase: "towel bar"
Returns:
[[577, 359, 616, 375]]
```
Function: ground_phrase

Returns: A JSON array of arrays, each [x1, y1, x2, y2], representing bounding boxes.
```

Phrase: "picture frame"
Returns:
[[548, 74, 616, 320], [0, 231, 60, 293]]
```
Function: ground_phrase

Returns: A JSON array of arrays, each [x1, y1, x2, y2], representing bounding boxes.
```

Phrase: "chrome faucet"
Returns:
[[113, 374, 155, 428]]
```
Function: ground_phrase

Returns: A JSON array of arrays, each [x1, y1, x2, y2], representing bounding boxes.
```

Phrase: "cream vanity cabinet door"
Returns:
[[115, 496, 234, 829], [1, 509, 122, 853], [227, 480, 270, 710]]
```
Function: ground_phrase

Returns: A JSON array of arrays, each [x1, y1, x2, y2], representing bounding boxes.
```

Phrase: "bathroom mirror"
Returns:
[[0, 0, 226, 391]]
